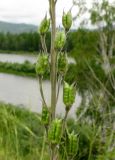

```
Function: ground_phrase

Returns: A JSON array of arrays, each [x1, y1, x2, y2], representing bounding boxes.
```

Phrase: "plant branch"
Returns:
[[38, 76, 47, 107], [85, 59, 115, 102], [62, 109, 69, 135], [56, 75, 62, 103], [40, 132, 46, 160], [55, 0, 57, 4]]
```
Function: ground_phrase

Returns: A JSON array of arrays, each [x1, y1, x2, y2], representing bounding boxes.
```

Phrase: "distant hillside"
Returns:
[[0, 21, 38, 33]]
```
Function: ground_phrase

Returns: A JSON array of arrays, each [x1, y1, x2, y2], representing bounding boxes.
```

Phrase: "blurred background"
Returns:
[[0, 0, 114, 160]]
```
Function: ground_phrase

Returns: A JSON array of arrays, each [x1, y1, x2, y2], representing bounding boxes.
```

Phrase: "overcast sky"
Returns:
[[0, 0, 114, 26]]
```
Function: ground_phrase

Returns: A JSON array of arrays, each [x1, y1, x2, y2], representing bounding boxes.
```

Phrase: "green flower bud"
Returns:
[[66, 132, 78, 157], [55, 31, 66, 50], [62, 11, 72, 32], [41, 106, 50, 126], [39, 15, 50, 35], [48, 119, 62, 144], [63, 82, 76, 110], [58, 53, 68, 75], [35, 54, 49, 76]]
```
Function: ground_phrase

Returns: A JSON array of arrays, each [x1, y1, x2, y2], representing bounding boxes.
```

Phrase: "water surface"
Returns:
[[0, 53, 76, 64], [0, 73, 81, 117], [0, 53, 37, 63]]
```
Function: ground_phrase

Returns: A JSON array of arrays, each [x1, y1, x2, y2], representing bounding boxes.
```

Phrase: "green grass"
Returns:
[[0, 67, 36, 77], [0, 102, 49, 160], [0, 61, 36, 77], [0, 68, 35, 77], [0, 61, 51, 79], [0, 50, 38, 55], [0, 61, 77, 83], [0, 102, 114, 160]]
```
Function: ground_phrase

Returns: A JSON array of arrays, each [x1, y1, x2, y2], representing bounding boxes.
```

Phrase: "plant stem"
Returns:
[[38, 76, 47, 107], [40, 132, 46, 160], [51, 147, 55, 160], [49, 0, 57, 120], [56, 75, 62, 103], [62, 109, 69, 133], [49, 1, 57, 159]]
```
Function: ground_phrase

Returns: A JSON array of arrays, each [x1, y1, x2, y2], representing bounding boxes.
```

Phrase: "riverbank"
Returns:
[[0, 50, 38, 55], [0, 61, 76, 82], [0, 61, 36, 77]]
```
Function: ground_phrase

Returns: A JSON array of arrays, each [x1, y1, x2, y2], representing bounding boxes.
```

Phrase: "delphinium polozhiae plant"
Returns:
[[35, 1, 78, 159]]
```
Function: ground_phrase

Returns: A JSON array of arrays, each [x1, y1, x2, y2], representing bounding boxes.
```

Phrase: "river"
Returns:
[[0, 53, 76, 64], [0, 53, 37, 63], [0, 53, 80, 117]]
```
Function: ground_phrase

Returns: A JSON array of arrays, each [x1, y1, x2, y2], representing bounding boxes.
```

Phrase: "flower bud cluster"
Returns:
[[62, 11, 72, 32], [39, 15, 50, 35], [48, 119, 62, 144], [66, 132, 78, 157], [57, 53, 68, 75], [63, 82, 76, 111], [35, 54, 49, 76], [41, 106, 50, 126]]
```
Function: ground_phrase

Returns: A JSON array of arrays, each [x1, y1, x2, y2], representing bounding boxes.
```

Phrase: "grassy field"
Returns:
[[0, 102, 114, 160], [0, 102, 50, 160]]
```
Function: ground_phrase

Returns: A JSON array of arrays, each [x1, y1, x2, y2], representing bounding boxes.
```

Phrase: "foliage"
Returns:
[[0, 0, 114, 160], [0, 32, 51, 52], [0, 29, 100, 55], [0, 60, 74, 80], [0, 61, 36, 77], [1, 28, 114, 58], [0, 102, 114, 160], [0, 102, 50, 160], [90, 0, 115, 27]]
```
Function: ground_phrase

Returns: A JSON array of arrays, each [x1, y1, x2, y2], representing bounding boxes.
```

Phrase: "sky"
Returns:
[[0, 0, 114, 26]]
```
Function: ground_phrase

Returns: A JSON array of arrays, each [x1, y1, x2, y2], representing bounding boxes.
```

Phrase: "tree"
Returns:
[[90, 0, 115, 74]]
